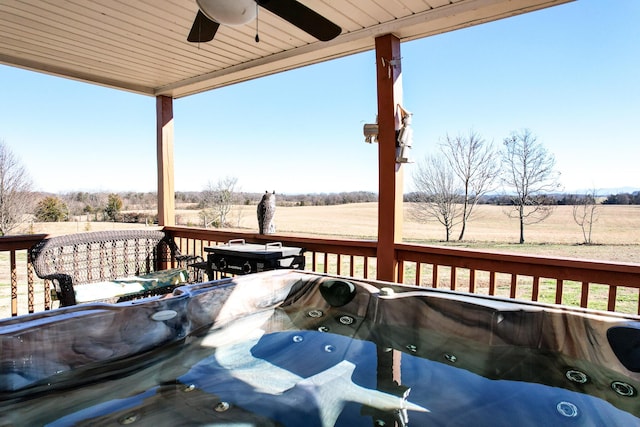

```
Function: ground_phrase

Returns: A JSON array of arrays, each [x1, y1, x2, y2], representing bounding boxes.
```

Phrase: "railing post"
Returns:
[[532, 276, 540, 301], [432, 265, 439, 288], [469, 269, 476, 293], [510, 274, 518, 299], [580, 281, 589, 308], [608, 286, 617, 312], [555, 279, 564, 305], [349, 255, 355, 277], [489, 271, 496, 295]]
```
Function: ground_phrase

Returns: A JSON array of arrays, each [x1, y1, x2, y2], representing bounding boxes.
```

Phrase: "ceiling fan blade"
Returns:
[[258, 0, 341, 42], [188, 10, 220, 42]]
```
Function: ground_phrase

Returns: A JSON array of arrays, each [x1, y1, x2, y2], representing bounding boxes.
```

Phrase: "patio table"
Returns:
[[197, 239, 305, 279]]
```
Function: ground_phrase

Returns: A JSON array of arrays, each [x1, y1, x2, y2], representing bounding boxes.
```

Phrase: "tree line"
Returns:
[[177, 189, 378, 207], [25, 189, 379, 227], [404, 192, 640, 206]]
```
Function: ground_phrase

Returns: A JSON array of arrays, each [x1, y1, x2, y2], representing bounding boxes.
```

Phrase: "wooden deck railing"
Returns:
[[2, 228, 640, 317], [394, 243, 640, 314], [164, 227, 378, 279], [166, 226, 640, 315], [0, 234, 50, 318]]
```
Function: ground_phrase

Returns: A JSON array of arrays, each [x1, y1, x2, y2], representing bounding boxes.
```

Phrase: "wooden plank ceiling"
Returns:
[[0, 0, 572, 98]]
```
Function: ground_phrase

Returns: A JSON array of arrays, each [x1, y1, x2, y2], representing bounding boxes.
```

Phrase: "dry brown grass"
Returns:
[[212, 203, 640, 263], [9, 203, 640, 265]]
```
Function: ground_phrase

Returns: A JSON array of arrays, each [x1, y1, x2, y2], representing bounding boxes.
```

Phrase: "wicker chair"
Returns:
[[30, 229, 203, 306]]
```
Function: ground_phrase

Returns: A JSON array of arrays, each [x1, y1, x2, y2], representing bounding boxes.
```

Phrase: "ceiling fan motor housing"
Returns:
[[196, 0, 257, 26]]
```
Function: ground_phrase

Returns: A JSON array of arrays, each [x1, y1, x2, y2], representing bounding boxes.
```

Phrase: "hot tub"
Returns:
[[1, 270, 638, 426]]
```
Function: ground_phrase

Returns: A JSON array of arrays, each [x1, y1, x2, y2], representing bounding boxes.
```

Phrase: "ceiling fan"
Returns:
[[188, 0, 342, 43]]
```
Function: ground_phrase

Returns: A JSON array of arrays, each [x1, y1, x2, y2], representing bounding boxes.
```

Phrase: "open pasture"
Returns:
[[28, 203, 635, 262], [219, 203, 640, 263]]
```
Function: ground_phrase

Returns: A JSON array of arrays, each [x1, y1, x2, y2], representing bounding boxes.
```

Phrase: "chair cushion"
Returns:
[[73, 268, 189, 303]]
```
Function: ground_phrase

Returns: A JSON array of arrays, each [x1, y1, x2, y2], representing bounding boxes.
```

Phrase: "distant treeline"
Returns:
[[598, 192, 640, 205], [42, 189, 640, 221], [404, 191, 640, 206], [176, 191, 379, 207], [178, 190, 640, 207]]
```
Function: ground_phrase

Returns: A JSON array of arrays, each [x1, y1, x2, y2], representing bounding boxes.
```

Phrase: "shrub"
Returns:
[[34, 196, 68, 222]]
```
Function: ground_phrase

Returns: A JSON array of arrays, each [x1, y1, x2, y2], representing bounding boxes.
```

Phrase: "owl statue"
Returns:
[[257, 191, 276, 234]]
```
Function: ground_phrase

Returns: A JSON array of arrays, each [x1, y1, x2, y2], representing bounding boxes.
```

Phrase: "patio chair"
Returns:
[[30, 229, 203, 306]]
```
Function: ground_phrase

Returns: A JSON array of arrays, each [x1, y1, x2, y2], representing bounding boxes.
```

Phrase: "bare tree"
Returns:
[[200, 176, 239, 228], [500, 129, 561, 244], [0, 140, 33, 236], [572, 189, 599, 244], [440, 131, 499, 240], [410, 154, 462, 241]]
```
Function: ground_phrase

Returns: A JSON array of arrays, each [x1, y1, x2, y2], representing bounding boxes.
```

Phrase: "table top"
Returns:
[[204, 240, 304, 259]]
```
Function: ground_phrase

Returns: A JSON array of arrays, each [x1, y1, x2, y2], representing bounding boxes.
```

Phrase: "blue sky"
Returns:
[[1, 0, 638, 195]]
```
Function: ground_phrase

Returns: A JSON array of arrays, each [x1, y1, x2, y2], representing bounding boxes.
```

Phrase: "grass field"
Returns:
[[24, 203, 640, 263], [183, 203, 640, 263], [2, 203, 639, 317]]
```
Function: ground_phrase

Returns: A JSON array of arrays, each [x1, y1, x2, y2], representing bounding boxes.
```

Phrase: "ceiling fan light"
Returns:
[[196, 0, 257, 26]]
